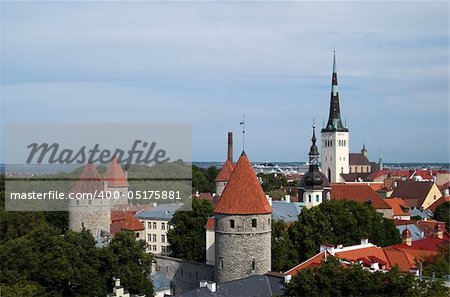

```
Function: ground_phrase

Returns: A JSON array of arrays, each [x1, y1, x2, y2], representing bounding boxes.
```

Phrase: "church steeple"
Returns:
[[308, 124, 319, 165], [322, 49, 348, 132]]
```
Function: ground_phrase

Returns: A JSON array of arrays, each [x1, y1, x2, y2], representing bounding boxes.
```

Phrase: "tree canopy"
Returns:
[[284, 257, 449, 297], [271, 220, 299, 272], [167, 197, 214, 262], [433, 201, 449, 231], [289, 200, 401, 261]]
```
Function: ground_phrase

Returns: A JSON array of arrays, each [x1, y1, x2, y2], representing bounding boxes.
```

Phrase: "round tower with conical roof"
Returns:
[[214, 152, 272, 283], [68, 162, 111, 237]]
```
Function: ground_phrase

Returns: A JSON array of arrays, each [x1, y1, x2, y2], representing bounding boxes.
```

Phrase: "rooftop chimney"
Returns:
[[402, 229, 412, 246], [435, 224, 443, 239], [227, 132, 233, 163], [206, 281, 217, 293]]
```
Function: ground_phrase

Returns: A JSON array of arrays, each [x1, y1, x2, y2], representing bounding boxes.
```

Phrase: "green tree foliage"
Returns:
[[105, 232, 154, 296], [167, 198, 214, 262], [289, 200, 401, 261], [192, 165, 219, 193], [257, 173, 288, 192], [433, 201, 450, 231], [271, 220, 299, 272], [284, 257, 449, 297], [424, 244, 450, 278], [0, 223, 154, 296]]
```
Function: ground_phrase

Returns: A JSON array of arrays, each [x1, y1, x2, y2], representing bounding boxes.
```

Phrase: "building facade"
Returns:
[[321, 50, 349, 183]]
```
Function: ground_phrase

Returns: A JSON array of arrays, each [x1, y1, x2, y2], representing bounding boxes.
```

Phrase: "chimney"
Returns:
[[227, 132, 233, 163], [361, 238, 369, 245], [320, 244, 335, 255], [402, 229, 412, 246], [206, 282, 216, 293], [266, 195, 272, 206], [199, 280, 207, 288], [284, 274, 292, 284], [435, 224, 443, 239], [285, 194, 291, 203]]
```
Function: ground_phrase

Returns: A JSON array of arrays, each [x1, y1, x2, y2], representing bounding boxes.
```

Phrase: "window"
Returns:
[[148, 222, 152, 229], [316, 195, 319, 202], [153, 222, 157, 229], [153, 234, 157, 242], [136, 232, 139, 238], [341, 167, 344, 174], [148, 234, 152, 242], [152, 245, 157, 251], [361, 167, 363, 173], [252, 259, 256, 271], [161, 234, 165, 243], [268, 218, 271, 225], [230, 219, 235, 228], [162, 246, 166, 253], [81, 222, 85, 229], [220, 259, 224, 270], [161, 222, 166, 230], [308, 194, 312, 203], [252, 219, 257, 228]]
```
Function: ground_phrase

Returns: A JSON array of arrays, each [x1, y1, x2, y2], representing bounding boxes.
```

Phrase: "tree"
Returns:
[[289, 200, 401, 261], [433, 202, 450, 231], [257, 173, 288, 192], [192, 165, 219, 193], [271, 220, 299, 272], [284, 257, 449, 297], [424, 244, 450, 278], [167, 198, 214, 262], [105, 232, 154, 296]]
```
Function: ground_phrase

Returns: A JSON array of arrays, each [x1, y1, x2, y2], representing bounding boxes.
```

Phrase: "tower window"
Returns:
[[252, 259, 256, 271], [308, 194, 312, 202], [220, 259, 224, 270], [251, 219, 257, 228], [316, 195, 319, 202], [341, 167, 344, 174], [230, 219, 235, 228]]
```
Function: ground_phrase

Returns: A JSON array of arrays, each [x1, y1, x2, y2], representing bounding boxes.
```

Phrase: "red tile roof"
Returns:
[[331, 183, 392, 209], [103, 157, 128, 188], [214, 152, 272, 215], [284, 251, 328, 276], [205, 217, 215, 230], [384, 198, 409, 216], [349, 153, 371, 166], [391, 180, 438, 208], [193, 192, 214, 201], [215, 160, 235, 182], [121, 214, 144, 231], [70, 163, 104, 194], [390, 235, 449, 252]]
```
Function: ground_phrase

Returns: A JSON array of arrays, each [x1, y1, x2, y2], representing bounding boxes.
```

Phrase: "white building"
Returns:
[[136, 203, 181, 255]]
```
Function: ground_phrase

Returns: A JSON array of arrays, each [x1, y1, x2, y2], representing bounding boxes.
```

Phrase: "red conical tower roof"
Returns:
[[215, 152, 272, 215], [70, 162, 104, 194], [215, 159, 235, 182], [103, 156, 128, 188]]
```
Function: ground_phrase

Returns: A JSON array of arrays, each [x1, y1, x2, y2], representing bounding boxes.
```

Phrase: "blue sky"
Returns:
[[0, 1, 448, 163]]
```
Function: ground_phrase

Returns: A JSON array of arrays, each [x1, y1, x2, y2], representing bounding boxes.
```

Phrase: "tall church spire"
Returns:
[[322, 49, 348, 132]]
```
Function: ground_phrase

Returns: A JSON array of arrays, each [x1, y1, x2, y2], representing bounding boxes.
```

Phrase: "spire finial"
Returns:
[[312, 118, 317, 143], [333, 48, 337, 74]]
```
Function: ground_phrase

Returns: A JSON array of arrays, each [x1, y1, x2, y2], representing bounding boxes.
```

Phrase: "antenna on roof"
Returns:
[[240, 114, 246, 151]]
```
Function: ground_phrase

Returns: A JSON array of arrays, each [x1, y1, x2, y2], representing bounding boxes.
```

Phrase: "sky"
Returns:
[[0, 1, 448, 163]]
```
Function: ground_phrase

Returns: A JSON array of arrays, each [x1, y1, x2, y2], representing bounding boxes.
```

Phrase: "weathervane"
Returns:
[[240, 114, 246, 151]]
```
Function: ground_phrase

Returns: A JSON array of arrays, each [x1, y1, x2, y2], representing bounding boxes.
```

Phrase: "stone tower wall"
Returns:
[[214, 213, 271, 283], [69, 198, 111, 237]]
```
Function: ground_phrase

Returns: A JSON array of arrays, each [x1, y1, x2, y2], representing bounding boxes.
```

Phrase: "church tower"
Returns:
[[299, 124, 330, 208], [321, 50, 349, 183], [214, 152, 272, 283]]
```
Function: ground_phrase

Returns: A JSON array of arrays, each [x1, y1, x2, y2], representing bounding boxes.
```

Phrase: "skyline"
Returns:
[[0, 1, 448, 163]]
